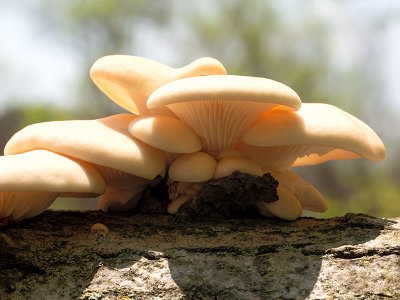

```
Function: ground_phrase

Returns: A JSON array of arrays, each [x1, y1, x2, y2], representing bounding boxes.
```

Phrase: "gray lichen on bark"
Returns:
[[0, 211, 399, 299]]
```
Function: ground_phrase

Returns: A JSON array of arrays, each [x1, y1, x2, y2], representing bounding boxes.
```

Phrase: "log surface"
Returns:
[[0, 211, 399, 299]]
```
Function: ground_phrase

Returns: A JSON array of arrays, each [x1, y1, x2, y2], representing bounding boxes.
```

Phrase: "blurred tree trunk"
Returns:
[[0, 212, 399, 299]]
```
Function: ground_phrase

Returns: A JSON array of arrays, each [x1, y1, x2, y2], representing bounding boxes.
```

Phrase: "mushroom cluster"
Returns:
[[0, 55, 385, 224]]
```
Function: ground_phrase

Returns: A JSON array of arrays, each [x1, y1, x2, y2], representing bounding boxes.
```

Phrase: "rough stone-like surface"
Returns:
[[0, 211, 399, 299]]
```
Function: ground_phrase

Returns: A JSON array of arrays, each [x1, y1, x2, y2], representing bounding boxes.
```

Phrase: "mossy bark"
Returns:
[[0, 211, 399, 299]]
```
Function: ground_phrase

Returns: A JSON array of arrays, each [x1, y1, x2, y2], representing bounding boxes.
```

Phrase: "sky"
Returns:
[[0, 1, 399, 113]]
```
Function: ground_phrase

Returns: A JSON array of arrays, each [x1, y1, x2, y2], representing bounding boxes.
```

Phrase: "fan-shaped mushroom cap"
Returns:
[[236, 142, 335, 171], [128, 115, 202, 153], [0, 150, 105, 221], [258, 185, 303, 221], [5, 114, 166, 180], [90, 55, 227, 115], [169, 152, 217, 182], [241, 103, 385, 165], [147, 75, 301, 151], [269, 170, 327, 212], [214, 156, 262, 179]]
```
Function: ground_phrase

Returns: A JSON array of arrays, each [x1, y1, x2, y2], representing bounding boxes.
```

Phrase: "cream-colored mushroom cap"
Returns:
[[0, 150, 105, 192], [214, 156, 262, 179], [0, 150, 105, 221], [5, 114, 166, 179], [269, 170, 327, 212], [169, 152, 217, 182], [258, 185, 303, 221], [128, 115, 202, 153], [147, 75, 301, 109], [147, 75, 301, 151], [241, 103, 386, 165], [90, 55, 227, 115]]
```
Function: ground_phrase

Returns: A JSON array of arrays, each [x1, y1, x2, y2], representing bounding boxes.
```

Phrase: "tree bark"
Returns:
[[0, 211, 399, 299]]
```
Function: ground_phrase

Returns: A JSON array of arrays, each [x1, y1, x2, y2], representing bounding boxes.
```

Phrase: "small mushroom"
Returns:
[[128, 115, 202, 153], [0, 150, 105, 222], [90, 55, 227, 115], [214, 156, 262, 179], [258, 185, 303, 221], [168, 152, 217, 182], [269, 170, 327, 212]]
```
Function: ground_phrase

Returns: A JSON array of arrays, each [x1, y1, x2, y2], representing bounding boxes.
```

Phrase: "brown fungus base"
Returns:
[[167, 171, 279, 219]]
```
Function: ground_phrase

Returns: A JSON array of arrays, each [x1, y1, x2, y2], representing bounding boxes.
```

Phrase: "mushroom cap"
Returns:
[[0, 150, 105, 193], [214, 156, 262, 179], [147, 75, 301, 110], [236, 143, 335, 171], [259, 185, 303, 221], [128, 115, 202, 153], [269, 170, 327, 212], [5, 114, 166, 179], [1, 191, 58, 221], [90, 55, 226, 115], [169, 152, 217, 182], [0, 150, 106, 221], [241, 103, 385, 165], [147, 75, 301, 151]]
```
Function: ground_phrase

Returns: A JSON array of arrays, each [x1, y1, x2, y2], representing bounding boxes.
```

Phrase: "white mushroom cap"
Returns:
[[90, 55, 227, 115], [5, 114, 166, 179], [128, 115, 202, 153], [147, 75, 301, 151], [241, 103, 385, 165], [0, 150, 105, 221], [169, 152, 217, 182]]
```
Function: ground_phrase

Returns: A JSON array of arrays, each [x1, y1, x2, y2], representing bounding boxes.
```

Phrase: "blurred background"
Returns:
[[0, 0, 399, 218]]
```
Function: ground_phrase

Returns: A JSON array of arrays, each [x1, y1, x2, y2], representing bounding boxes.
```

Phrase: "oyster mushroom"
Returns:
[[4, 114, 166, 212], [90, 55, 227, 116], [1, 55, 386, 222], [0, 150, 105, 222]]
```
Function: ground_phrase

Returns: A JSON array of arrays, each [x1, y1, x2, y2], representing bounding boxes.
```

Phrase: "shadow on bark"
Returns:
[[0, 211, 397, 299]]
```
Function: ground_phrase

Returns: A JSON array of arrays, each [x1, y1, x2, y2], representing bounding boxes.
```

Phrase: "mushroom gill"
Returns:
[[147, 75, 301, 152]]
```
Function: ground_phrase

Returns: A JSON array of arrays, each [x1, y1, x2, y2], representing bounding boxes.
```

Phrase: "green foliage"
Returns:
[[320, 176, 400, 219], [18, 105, 75, 128]]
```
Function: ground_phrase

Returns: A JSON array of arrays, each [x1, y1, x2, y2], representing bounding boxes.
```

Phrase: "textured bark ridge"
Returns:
[[0, 211, 399, 299]]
